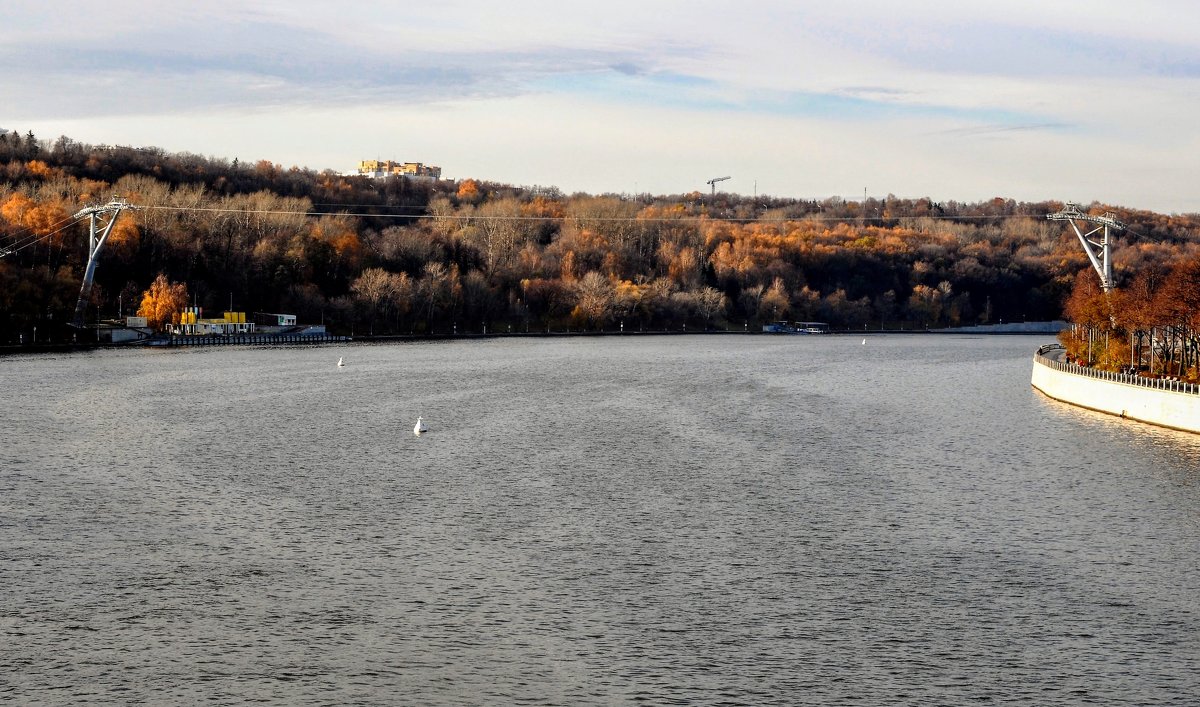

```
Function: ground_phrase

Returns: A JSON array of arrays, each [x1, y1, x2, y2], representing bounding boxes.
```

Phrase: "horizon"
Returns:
[[3, 2, 1200, 214]]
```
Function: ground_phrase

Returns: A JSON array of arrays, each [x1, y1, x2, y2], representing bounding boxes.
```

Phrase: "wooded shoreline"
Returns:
[[4, 131, 1196, 347]]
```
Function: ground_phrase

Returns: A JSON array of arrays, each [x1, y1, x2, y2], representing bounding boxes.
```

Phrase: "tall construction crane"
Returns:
[[707, 176, 730, 196], [1047, 202, 1127, 293]]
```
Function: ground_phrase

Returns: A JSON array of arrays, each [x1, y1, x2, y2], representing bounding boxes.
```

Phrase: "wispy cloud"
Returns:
[[928, 123, 1073, 138], [0, 31, 662, 119]]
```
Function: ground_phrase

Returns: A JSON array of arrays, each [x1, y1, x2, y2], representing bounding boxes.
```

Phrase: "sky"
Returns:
[[3, 1, 1200, 213]]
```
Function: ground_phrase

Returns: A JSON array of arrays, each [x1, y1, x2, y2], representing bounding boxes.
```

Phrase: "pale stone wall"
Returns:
[[1031, 350, 1200, 433]]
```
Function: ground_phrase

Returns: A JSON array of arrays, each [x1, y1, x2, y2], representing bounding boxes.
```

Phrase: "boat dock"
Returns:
[[162, 332, 351, 347]]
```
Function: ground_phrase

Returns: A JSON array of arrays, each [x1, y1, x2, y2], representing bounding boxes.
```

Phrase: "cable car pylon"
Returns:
[[1047, 202, 1127, 292], [71, 196, 139, 328]]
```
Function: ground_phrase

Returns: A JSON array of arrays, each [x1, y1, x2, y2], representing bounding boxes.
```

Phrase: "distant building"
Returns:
[[164, 310, 329, 337], [763, 321, 830, 334], [95, 317, 153, 343], [356, 160, 442, 180], [254, 312, 297, 327]]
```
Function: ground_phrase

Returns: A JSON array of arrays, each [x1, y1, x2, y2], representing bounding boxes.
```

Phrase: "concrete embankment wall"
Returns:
[[1031, 349, 1200, 433]]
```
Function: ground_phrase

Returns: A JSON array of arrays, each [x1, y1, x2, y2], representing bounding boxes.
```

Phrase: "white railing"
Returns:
[[1034, 344, 1200, 395]]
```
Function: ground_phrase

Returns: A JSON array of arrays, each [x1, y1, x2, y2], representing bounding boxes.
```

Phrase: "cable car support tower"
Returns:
[[71, 196, 139, 328], [1047, 202, 1127, 293]]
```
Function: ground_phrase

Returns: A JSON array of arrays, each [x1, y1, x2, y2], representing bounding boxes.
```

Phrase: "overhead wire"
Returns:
[[0, 214, 87, 257], [0, 200, 1157, 262], [137, 203, 1049, 224], [0, 210, 81, 247]]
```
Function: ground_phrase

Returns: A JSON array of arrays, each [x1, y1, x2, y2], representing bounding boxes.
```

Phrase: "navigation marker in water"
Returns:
[[414, 417, 427, 435]]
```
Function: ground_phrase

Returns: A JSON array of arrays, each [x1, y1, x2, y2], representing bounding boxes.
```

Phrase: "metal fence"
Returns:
[[166, 332, 350, 347], [1034, 344, 1200, 396]]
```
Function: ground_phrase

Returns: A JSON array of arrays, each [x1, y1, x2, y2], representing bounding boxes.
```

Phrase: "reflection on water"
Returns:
[[2, 335, 1199, 705], [1035, 388, 1200, 472]]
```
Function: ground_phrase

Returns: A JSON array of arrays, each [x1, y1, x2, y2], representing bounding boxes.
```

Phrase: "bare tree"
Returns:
[[351, 267, 395, 335], [573, 270, 614, 329], [694, 286, 727, 329]]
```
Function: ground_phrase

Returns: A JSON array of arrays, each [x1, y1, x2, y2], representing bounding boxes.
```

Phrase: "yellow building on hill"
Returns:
[[357, 160, 442, 180]]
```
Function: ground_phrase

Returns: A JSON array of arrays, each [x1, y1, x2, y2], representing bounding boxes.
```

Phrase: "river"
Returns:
[[2, 334, 1199, 705]]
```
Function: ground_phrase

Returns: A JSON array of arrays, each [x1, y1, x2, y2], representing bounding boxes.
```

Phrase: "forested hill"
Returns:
[[2, 129, 1199, 342]]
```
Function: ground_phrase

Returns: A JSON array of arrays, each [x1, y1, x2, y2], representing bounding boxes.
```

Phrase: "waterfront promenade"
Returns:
[[1032, 344, 1200, 433]]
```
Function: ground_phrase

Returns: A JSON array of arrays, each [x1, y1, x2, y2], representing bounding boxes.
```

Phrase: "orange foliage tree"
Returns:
[[25, 160, 55, 178], [105, 218, 140, 256], [311, 216, 362, 277], [1, 193, 72, 247], [1060, 255, 1200, 376], [456, 179, 482, 204], [136, 273, 189, 330]]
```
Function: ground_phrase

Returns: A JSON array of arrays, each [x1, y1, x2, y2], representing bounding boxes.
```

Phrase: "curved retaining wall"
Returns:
[[1031, 345, 1200, 433]]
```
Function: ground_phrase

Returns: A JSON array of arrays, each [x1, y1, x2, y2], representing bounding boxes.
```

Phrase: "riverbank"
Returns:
[[1, 324, 1070, 356], [0, 332, 349, 355], [1031, 344, 1200, 433]]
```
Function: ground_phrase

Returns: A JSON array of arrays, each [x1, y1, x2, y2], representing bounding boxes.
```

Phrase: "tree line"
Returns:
[[3, 129, 1199, 343], [1061, 255, 1200, 381]]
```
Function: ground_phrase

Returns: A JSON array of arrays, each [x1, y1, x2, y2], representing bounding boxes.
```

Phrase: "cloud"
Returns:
[[3, 2, 1180, 126], [0, 5, 717, 121], [928, 123, 1073, 138], [610, 62, 645, 77], [3, 1, 1200, 211]]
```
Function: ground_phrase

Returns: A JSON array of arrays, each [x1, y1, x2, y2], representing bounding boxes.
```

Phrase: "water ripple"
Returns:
[[2, 336, 1199, 704]]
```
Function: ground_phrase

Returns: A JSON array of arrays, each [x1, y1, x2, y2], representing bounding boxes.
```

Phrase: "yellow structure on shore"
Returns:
[[173, 308, 254, 335]]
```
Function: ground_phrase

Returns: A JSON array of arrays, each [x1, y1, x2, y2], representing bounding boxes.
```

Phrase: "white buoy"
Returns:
[[337, 356, 345, 368], [413, 416, 427, 435], [861, 338, 866, 345]]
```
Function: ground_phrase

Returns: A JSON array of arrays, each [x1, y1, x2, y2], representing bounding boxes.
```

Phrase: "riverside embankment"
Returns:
[[1032, 343, 1200, 433]]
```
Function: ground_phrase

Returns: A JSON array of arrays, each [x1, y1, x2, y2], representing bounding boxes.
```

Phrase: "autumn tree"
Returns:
[[136, 274, 189, 330], [1148, 256, 1200, 376], [1058, 271, 1120, 367], [456, 179, 482, 204], [565, 196, 643, 274], [760, 277, 790, 321], [310, 215, 362, 284], [521, 277, 572, 326], [906, 284, 944, 327], [821, 289, 871, 328]]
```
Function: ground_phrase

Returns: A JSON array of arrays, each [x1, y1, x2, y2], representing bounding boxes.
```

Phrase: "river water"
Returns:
[[2, 334, 1199, 705]]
